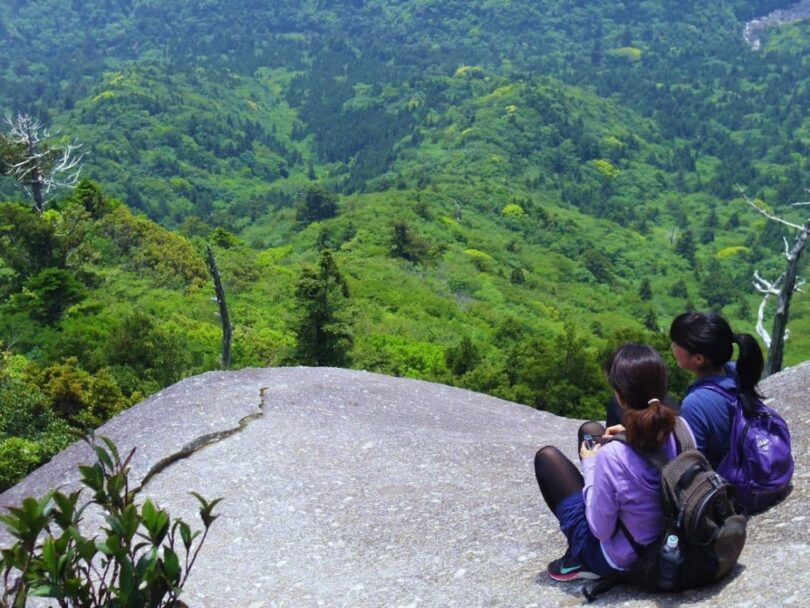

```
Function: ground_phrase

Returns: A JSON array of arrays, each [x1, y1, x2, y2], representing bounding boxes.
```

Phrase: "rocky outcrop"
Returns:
[[743, 0, 810, 50], [1, 363, 807, 607]]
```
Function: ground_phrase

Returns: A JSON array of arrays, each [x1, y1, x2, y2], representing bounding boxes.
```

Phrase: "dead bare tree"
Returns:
[[206, 245, 232, 369], [740, 189, 809, 376], [0, 113, 83, 213]]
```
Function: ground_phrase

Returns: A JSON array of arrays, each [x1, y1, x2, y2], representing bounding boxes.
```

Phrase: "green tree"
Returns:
[[699, 258, 736, 311], [668, 279, 689, 299], [642, 308, 659, 331], [18, 268, 85, 324], [507, 324, 605, 418], [105, 312, 192, 388], [67, 177, 114, 219], [390, 220, 430, 264], [675, 229, 697, 267], [295, 183, 339, 225], [0, 203, 59, 286], [583, 248, 615, 285], [638, 278, 652, 300], [445, 336, 481, 376], [291, 250, 352, 366]]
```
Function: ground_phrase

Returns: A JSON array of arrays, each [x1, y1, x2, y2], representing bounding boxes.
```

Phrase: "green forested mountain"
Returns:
[[0, 1, 808, 488]]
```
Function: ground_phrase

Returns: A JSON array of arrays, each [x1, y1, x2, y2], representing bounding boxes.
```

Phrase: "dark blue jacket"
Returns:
[[679, 363, 737, 468]]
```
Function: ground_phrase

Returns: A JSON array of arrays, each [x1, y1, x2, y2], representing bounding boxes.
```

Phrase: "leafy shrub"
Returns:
[[106, 313, 193, 387], [354, 334, 446, 379], [0, 363, 52, 440], [0, 434, 221, 607], [32, 358, 127, 429], [18, 269, 85, 324], [0, 438, 41, 492], [100, 207, 207, 287], [445, 336, 481, 376], [501, 203, 524, 217]]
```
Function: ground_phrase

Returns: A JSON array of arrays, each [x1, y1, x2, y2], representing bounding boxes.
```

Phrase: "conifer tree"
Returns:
[[638, 278, 652, 300], [675, 229, 697, 267], [291, 250, 352, 367], [295, 183, 338, 225]]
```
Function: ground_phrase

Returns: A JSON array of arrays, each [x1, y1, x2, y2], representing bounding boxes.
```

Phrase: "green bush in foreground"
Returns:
[[0, 434, 221, 607]]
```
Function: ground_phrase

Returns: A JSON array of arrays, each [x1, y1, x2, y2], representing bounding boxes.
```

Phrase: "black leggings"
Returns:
[[534, 421, 606, 514]]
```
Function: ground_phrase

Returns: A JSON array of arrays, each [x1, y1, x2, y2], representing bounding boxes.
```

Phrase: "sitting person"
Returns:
[[534, 343, 695, 581], [669, 311, 763, 468]]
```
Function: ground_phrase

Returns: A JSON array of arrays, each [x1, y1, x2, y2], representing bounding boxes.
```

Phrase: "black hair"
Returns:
[[605, 344, 674, 451], [669, 311, 764, 412]]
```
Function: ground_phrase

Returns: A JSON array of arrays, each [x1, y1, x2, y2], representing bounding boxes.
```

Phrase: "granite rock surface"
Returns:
[[1, 363, 808, 607]]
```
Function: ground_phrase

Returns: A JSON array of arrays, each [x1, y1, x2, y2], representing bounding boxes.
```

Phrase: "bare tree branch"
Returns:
[[739, 186, 810, 376], [753, 269, 782, 295], [756, 292, 772, 348], [737, 187, 805, 231], [1, 113, 84, 212]]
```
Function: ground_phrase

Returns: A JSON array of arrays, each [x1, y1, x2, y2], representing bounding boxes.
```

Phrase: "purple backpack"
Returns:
[[704, 384, 794, 513]]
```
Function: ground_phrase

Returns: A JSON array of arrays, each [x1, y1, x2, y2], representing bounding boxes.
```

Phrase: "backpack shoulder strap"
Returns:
[[582, 573, 625, 603], [617, 518, 647, 557], [672, 417, 695, 452], [700, 382, 737, 402], [701, 382, 758, 418]]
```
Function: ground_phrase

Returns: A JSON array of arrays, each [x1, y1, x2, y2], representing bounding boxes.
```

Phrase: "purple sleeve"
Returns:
[[582, 448, 621, 541]]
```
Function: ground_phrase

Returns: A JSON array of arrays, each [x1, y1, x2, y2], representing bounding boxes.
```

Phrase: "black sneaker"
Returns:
[[547, 549, 600, 582]]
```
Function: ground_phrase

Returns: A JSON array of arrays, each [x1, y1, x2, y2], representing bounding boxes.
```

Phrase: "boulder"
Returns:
[[1, 363, 808, 607]]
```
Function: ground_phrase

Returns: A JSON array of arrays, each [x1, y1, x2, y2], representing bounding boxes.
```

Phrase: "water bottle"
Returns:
[[657, 534, 683, 591]]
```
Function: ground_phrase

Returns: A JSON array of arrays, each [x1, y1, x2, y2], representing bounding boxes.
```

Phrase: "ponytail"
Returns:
[[624, 399, 677, 453], [671, 312, 766, 411], [733, 332, 765, 414]]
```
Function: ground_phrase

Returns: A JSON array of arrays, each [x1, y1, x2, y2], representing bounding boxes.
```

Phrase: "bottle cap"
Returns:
[[666, 535, 678, 547]]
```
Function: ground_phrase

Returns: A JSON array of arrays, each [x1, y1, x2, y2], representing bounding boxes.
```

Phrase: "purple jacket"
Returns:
[[581, 419, 696, 570]]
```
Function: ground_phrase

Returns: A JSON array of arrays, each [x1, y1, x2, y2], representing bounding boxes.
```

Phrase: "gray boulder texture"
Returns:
[[1, 363, 808, 607]]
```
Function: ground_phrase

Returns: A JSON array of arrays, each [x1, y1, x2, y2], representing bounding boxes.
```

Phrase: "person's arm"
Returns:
[[582, 447, 621, 541]]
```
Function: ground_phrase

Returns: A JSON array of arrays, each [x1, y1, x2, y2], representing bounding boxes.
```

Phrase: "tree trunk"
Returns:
[[25, 128, 45, 213], [206, 246, 232, 369], [766, 222, 809, 375], [30, 167, 45, 213]]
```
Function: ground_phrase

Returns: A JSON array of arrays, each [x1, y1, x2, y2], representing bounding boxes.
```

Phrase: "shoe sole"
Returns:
[[548, 570, 602, 582]]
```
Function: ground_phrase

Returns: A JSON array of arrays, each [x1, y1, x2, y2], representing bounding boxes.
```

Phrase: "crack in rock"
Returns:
[[133, 386, 268, 494]]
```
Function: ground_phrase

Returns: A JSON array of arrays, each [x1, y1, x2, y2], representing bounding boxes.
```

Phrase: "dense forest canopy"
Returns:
[[0, 0, 808, 488]]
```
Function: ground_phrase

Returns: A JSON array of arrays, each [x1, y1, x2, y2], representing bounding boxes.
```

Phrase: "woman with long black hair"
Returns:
[[669, 311, 764, 467]]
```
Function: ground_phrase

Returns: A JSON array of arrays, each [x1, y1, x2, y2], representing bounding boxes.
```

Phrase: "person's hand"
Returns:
[[603, 424, 626, 438], [580, 440, 600, 459]]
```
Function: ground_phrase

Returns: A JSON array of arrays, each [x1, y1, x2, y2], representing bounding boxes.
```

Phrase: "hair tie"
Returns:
[[647, 398, 661, 405]]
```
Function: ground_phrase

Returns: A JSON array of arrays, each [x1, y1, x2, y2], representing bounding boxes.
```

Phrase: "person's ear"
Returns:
[[614, 391, 628, 409], [692, 353, 706, 369]]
